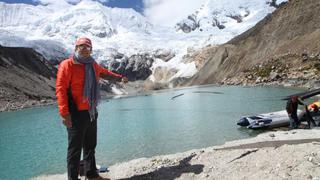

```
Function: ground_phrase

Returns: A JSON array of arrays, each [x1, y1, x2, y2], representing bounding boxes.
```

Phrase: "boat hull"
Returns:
[[237, 110, 302, 129]]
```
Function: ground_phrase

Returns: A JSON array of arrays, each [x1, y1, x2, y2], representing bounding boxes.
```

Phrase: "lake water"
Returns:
[[0, 85, 305, 179]]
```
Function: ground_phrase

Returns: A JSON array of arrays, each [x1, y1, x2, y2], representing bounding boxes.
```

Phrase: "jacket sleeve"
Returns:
[[56, 61, 72, 116], [298, 98, 304, 105], [96, 63, 123, 81]]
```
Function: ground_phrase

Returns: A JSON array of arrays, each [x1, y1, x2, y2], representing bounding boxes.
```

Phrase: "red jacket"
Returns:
[[56, 57, 123, 116]]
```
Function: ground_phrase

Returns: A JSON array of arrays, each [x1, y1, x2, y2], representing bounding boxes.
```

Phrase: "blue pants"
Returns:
[[67, 110, 98, 180]]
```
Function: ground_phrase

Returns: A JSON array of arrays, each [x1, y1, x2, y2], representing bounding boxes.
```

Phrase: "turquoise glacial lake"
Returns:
[[0, 85, 306, 179]]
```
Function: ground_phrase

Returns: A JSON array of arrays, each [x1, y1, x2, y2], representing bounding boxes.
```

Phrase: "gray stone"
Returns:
[[104, 53, 154, 81], [269, 72, 281, 81]]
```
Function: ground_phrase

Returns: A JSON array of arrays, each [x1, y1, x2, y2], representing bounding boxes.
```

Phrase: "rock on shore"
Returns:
[[34, 129, 320, 180]]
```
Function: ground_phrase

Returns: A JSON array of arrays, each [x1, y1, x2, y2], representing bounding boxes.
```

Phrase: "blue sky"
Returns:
[[0, 0, 144, 13]]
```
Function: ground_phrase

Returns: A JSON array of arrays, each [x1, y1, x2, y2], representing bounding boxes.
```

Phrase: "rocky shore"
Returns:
[[34, 128, 320, 180], [0, 97, 56, 112], [220, 52, 320, 89], [1, 51, 319, 112]]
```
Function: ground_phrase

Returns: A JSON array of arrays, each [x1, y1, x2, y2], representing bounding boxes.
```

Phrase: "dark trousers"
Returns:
[[67, 110, 98, 180], [289, 113, 299, 129], [305, 108, 317, 127]]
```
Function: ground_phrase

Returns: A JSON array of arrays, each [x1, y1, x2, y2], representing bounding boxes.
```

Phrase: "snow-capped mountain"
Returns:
[[0, 0, 287, 84], [176, 0, 287, 34]]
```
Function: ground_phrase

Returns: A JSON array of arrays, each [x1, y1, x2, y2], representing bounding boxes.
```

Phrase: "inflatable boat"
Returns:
[[237, 110, 302, 129]]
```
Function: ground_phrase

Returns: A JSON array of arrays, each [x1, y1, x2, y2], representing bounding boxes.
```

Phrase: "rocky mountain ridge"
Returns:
[[175, 0, 286, 33], [0, 45, 57, 111], [183, 0, 320, 89]]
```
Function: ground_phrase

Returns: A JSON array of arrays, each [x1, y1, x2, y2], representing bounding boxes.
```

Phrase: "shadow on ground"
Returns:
[[120, 154, 204, 180]]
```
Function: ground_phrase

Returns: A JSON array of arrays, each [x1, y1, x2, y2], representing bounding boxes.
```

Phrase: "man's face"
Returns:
[[76, 44, 92, 58]]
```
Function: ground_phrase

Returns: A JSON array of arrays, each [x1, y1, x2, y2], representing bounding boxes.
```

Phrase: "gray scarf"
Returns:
[[74, 52, 100, 120]]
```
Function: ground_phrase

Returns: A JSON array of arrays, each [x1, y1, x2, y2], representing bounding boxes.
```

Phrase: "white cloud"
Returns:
[[143, 0, 205, 27]]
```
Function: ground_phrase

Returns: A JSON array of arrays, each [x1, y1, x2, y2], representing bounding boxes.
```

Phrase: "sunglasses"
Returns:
[[78, 45, 92, 51]]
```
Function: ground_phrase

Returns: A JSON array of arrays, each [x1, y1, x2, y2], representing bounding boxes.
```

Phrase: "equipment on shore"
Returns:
[[238, 108, 320, 129], [238, 88, 320, 130], [237, 110, 301, 129]]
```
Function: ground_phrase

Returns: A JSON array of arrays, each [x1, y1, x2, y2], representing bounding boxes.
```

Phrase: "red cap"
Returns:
[[75, 37, 92, 47]]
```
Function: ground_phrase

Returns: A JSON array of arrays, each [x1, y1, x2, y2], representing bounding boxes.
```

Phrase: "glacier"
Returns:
[[0, 0, 287, 83]]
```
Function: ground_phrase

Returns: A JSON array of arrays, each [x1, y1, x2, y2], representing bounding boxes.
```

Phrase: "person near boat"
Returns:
[[300, 103, 320, 128], [286, 96, 305, 129]]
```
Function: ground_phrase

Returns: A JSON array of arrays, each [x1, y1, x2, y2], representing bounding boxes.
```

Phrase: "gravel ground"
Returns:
[[34, 129, 320, 180]]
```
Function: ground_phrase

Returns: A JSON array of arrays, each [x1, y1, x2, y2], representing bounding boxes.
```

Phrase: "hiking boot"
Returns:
[[85, 175, 110, 180]]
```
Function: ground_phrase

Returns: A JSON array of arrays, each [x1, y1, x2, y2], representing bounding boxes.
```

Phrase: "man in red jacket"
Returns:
[[56, 37, 128, 180]]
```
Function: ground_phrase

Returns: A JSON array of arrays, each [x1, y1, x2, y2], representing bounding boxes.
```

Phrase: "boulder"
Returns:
[[104, 53, 154, 81]]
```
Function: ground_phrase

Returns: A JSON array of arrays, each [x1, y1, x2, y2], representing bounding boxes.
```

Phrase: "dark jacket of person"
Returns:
[[286, 97, 303, 116]]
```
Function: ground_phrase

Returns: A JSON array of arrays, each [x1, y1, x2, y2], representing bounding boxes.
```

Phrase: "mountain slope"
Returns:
[[185, 0, 320, 87], [0, 45, 57, 111]]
